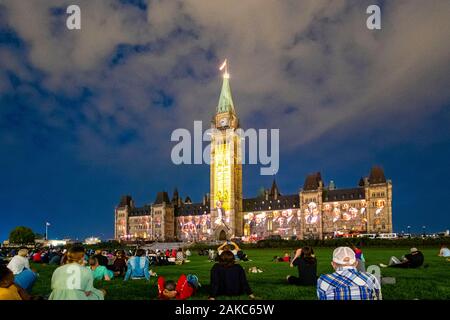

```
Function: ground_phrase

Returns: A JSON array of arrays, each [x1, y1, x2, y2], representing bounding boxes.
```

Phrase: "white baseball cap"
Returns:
[[332, 247, 356, 265]]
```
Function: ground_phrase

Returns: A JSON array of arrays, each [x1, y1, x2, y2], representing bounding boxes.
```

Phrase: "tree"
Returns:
[[34, 233, 45, 240], [9, 226, 35, 245]]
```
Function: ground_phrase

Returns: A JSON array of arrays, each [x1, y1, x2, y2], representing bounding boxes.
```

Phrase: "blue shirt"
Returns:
[[317, 266, 382, 300], [124, 256, 150, 281]]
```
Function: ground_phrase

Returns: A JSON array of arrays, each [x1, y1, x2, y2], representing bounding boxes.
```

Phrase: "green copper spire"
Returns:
[[217, 63, 235, 114]]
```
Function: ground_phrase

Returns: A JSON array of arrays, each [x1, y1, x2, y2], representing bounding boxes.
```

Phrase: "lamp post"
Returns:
[[422, 225, 426, 238], [407, 225, 411, 238]]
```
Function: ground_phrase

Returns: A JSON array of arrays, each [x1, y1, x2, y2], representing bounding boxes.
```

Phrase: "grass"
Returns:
[[30, 248, 450, 300]]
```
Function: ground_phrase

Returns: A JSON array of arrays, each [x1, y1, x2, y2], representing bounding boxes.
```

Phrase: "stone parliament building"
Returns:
[[114, 68, 393, 242]]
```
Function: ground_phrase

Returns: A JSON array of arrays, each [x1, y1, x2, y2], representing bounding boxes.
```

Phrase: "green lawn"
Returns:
[[31, 248, 449, 300]]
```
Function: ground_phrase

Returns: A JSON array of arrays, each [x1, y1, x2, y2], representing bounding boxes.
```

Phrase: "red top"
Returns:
[[33, 252, 42, 262], [282, 256, 290, 262], [171, 249, 177, 258], [158, 274, 194, 300]]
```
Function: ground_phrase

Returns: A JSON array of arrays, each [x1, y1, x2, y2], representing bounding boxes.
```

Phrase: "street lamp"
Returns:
[[422, 225, 426, 237], [407, 225, 411, 237]]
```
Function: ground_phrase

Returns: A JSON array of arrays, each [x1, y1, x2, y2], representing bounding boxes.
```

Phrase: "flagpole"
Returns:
[[45, 222, 50, 240]]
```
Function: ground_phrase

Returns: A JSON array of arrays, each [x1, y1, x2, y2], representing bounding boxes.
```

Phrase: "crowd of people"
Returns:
[[0, 242, 447, 301]]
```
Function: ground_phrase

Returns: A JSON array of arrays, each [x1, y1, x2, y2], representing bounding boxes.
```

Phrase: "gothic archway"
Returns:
[[218, 230, 227, 241]]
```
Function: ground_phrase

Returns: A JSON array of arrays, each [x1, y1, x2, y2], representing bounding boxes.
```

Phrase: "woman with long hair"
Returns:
[[287, 246, 317, 286], [49, 246, 105, 300], [209, 250, 255, 300]]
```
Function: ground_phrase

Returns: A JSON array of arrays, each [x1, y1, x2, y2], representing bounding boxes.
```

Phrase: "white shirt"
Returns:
[[439, 248, 450, 257], [7, 255, 30, 275]]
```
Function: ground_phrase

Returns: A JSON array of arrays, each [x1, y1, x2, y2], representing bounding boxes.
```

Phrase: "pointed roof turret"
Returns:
[[172, 188, 179, 203], [358, 177, 365, 187], [270, 179, 281, 198], [328, 180, 336, 190], [184, 196, 192, 204], [303, 172, 323, 191], [217, 59, 235, 114], [369, 166, 386, 184]]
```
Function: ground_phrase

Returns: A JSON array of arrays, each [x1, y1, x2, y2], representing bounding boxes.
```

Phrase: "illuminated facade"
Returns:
[[114, 67, 393, 242], [209, 69, 243, 240]]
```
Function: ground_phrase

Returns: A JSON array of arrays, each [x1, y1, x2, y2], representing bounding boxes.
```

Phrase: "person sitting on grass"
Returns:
[[175, 248, 185, 265], [208, 249, 217, 262], [287, 246, 317, 286], [87, 257, 113, 281], [32, 250, 42, 263], [317, 246, 382, 300], [112, 250, 128, 277], [93, 249, 109, 267], [124, 249, 155, 281], [379, 247, 425, 268], [0, 265, 32, 300], [49, 245, 105, 300], [218, 241, 239, 256], [438, 244, 450, 257], [273, 252, 291, 262], [218, 241, 249, 261], [7, 248, 38, 293], [209, 250, 255, 300], [349, 243, 366, 272], [49, 250, 63, 265], [157, 274, 199, 300]]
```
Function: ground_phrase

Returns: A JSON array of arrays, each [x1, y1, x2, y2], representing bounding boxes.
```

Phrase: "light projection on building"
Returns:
[[323, 200, 367, 223], [304, 202, 320, 224], [213, 141, 232, 211], [375, 199, 385, 215], [243, 209, 301, 241], [178, 214, 212, 241], [214, 200, 231, 231]]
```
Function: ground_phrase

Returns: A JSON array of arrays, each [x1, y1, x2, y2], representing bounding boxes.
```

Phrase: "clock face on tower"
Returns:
[[219, 117, 229, 127]]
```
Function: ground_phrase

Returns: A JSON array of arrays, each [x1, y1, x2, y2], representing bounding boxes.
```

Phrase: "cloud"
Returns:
[[1, 0, 449, 173]]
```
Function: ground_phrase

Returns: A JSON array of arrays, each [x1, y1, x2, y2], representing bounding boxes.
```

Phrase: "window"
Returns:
[[267, 219, 273, 231]]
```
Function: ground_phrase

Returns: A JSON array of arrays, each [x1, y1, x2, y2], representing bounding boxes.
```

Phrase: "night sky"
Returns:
[[1, 0, 449, 241]]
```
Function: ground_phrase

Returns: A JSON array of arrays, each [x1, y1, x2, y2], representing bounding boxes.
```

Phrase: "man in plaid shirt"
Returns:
[[317, 247, 382, 300]]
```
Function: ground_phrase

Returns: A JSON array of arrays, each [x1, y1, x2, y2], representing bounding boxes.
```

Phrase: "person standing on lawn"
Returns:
[[317, 246, 382, 300]]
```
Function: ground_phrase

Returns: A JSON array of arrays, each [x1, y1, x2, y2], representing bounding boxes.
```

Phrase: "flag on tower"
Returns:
[[46, 222, 51, 226], [219, 59, 227, 71]]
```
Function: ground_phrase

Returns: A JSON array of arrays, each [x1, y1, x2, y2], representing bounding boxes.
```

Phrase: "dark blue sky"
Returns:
[[0, 0, 449, 241]]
